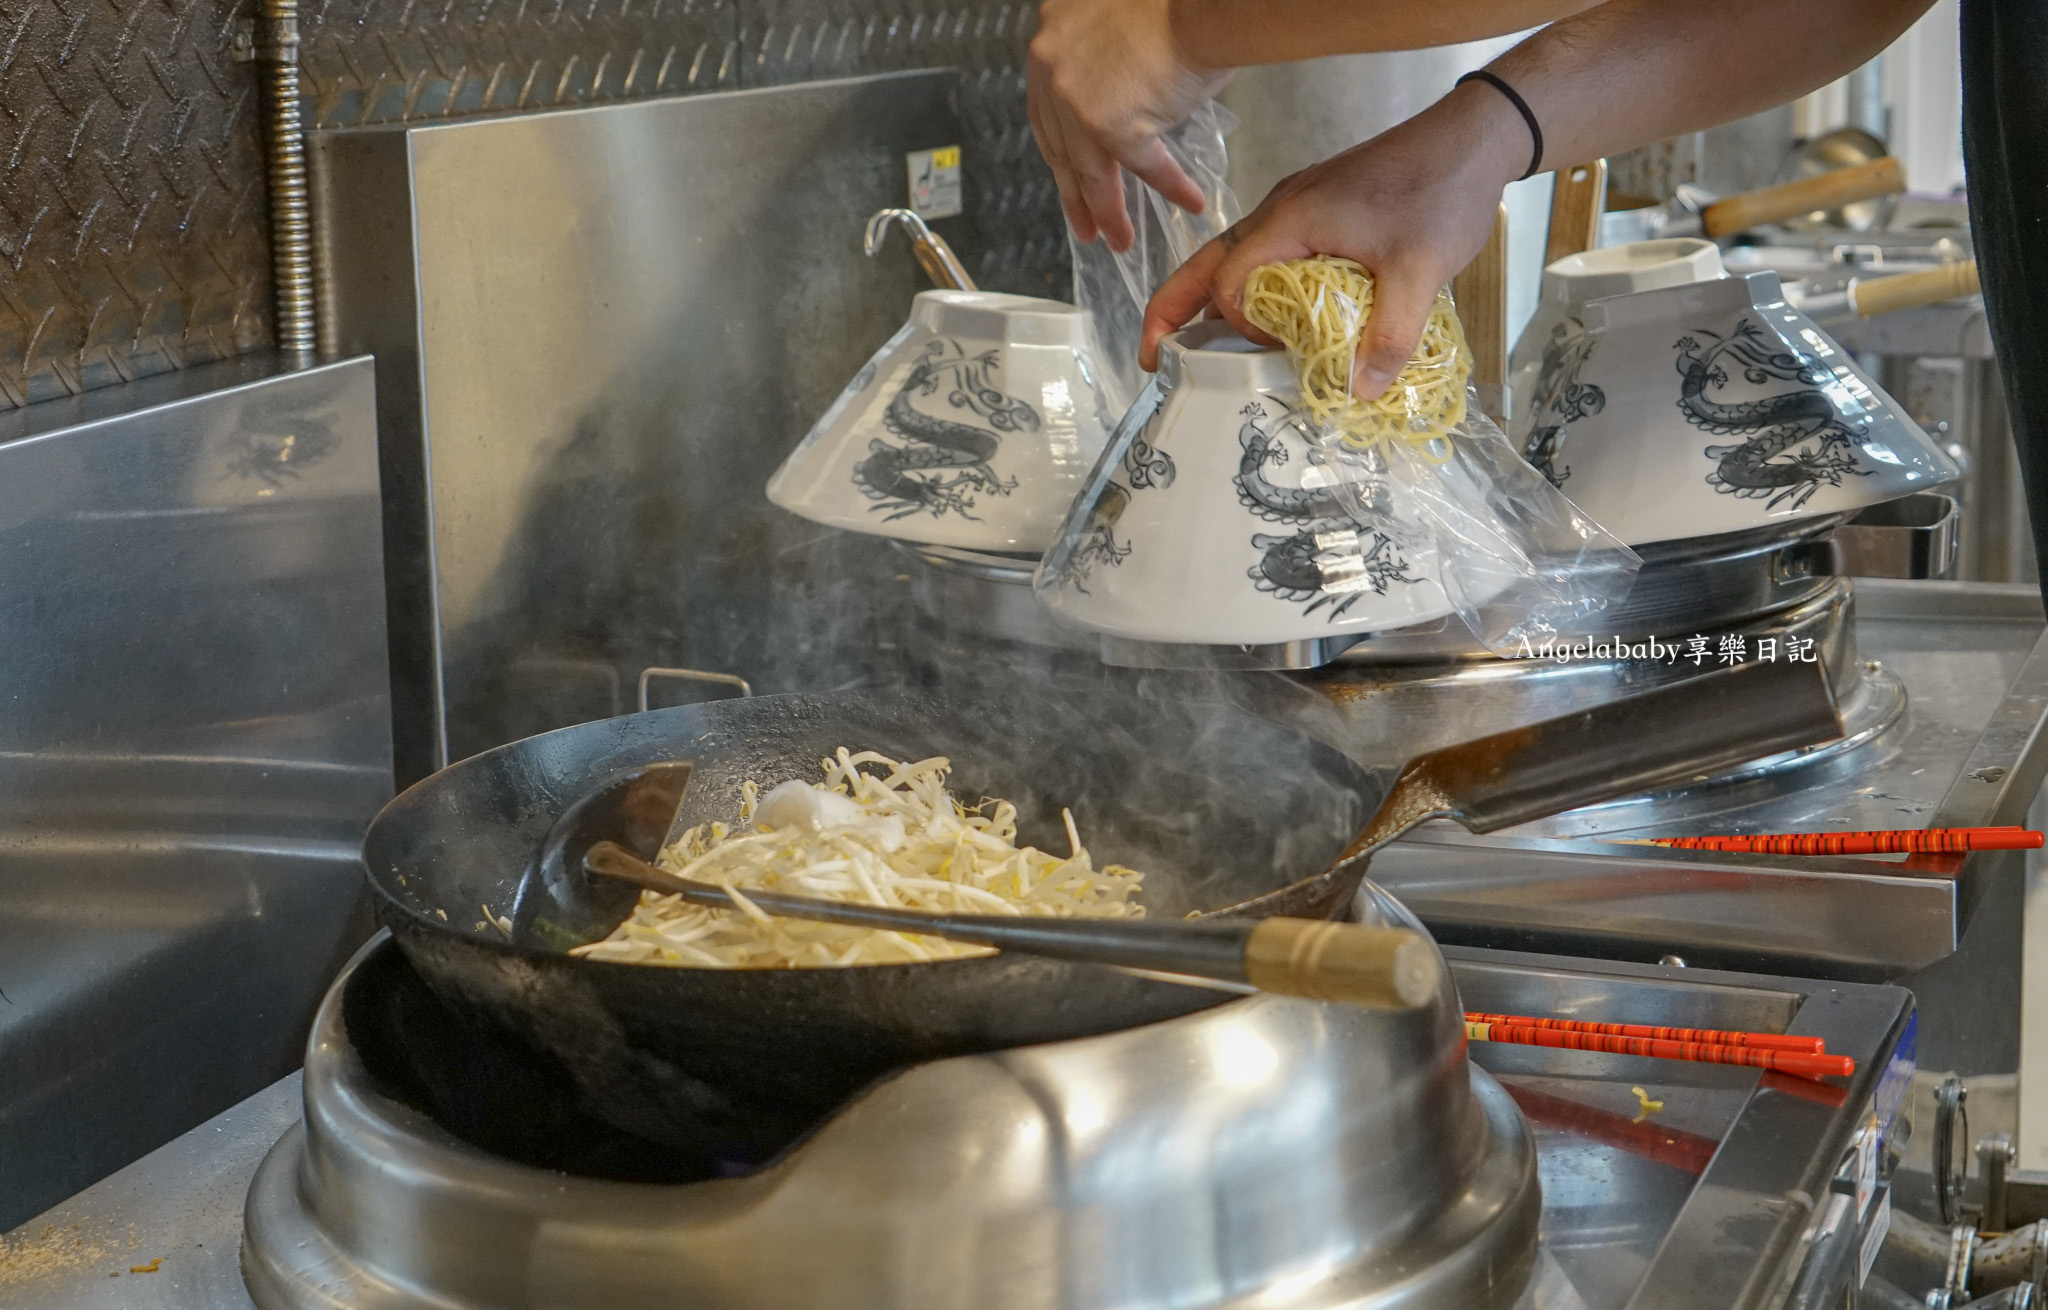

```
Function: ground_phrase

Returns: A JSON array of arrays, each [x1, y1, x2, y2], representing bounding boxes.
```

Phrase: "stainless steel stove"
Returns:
[[0, 936, 1914, 1310]]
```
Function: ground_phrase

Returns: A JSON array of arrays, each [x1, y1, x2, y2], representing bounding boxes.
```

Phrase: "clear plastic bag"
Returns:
[[1069, 101, 1242, 412], [1256, 269, 1640, 656]]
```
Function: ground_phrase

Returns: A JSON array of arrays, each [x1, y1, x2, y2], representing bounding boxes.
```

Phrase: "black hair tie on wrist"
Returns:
[[1456, 70, 1544, 182]]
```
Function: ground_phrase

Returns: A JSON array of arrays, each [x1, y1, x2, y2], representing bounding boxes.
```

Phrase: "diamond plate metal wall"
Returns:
[[743, 1, 1064, 296], [0, 0, 1064, 408], [0, 0, 270, 407]]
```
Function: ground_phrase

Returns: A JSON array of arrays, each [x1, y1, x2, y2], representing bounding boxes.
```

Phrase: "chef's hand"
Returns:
[[1140, 80, 1528, 400], [1027, 0, 1232, 252]]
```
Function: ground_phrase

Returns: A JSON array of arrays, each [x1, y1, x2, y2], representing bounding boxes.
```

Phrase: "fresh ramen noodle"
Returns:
[[1241, 256, 1473, 452], [571, 749, 1145, 968]]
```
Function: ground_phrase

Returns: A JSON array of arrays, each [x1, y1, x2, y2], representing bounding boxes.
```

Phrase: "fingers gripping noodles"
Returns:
[[572, 750, 1146, 968], [1241, 257, 1472, 454]]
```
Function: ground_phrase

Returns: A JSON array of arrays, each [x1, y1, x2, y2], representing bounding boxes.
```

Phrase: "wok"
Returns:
[[363, 686, 1380, 1156], [363, 663, 1839, 1159]]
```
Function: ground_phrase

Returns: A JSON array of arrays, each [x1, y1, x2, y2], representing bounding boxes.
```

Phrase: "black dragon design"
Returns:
[[1041, 418, 1170, 594], [1675, 318, 1871, 511], [1520, 315, 1603, 489], [1234, 401, 1419, 618], [853, 338, 1040, 520]]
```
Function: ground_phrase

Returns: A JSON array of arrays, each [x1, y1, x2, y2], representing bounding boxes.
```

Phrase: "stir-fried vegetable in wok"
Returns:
[[571, 749, 1147, 968]]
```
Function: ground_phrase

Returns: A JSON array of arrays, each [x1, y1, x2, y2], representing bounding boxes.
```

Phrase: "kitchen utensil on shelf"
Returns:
[[1033, 321, 1466, 647], [766, 288, 1119, 553], [1545, 160, 1609, 265], [864, 208, 975, 291], [1599, 155, 1905, 246], [1634, 825, 2042, 855], [1513, 269, 1958, 547], [585, 840, 1440, 1009], [1465, 1017, 1854, 1080], [1510, 237, 1726, 447], [1773, 128, 1900, 233], [1453, 203, 1511, 423], [1464, 1011, 1825, 1054], [1797, 259, 1980, 326], [361, 657, 1839, 1149]]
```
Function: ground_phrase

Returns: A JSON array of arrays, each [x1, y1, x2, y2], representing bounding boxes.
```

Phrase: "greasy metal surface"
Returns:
[[1310, 580, 1865, 766], [0, 1075, 294, 1308], [313, 72, 973, 779], [0, 944, 1910, 1310], [1369, 580, 2048, 986], [0, 0, 1059, 410], [363, 684, 1378, 1148], [242, 932, 1536, 1310], [0, 356, 392, 1230]]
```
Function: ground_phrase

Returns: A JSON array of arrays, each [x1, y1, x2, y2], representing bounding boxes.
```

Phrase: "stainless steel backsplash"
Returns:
[[0, 0, 1062, 409]]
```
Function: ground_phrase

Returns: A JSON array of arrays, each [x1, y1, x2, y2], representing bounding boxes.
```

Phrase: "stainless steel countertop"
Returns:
[[0, 1077, 292, 1308]]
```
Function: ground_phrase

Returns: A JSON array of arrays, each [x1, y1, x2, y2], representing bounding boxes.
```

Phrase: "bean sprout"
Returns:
[[571, 750, 1146, 968]]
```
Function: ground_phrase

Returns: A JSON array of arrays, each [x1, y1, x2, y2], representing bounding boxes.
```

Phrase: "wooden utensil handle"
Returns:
[[1702, 156, 1906, 237], [1243, 919, 1439, 1009], [1452, 204, 1511, 423], [1852, 260, 1979, 318], [1545, 160, 1607, 265]]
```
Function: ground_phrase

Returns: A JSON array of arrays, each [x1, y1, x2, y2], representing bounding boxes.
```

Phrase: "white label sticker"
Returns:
[[1855, 1114, 1880, 1221], [908, 146, 964, 220], [1859, 1188, 1891, 1286]]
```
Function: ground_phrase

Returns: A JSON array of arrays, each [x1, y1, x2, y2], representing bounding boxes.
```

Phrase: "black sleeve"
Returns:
[[1962, 0, 2048, 591]]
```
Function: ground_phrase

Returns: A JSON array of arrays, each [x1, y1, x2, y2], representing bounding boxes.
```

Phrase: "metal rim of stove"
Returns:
[[896, 515, 1868, 670], [241, 934, 1543, 1310]]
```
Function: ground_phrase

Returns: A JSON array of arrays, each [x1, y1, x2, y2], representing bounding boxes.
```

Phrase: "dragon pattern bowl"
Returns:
[[766, 290, 1119, 553], [1509, 238, 1724, 450], [1519, 270, 1958, 547], [1033, 323, 1464, 647]]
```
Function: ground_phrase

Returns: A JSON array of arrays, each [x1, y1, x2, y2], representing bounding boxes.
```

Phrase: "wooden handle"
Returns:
[[1701, 156, 1906, 237], [912, 234, 977, 291], [1851, 260, 1979, 318], [1242, 919, 1439, 1009], [1545, 160, 1608, 265], [1451, 204, 1510, 422]]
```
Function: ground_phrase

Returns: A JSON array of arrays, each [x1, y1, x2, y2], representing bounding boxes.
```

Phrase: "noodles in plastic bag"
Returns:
[[1242, 256, 1640, 654]]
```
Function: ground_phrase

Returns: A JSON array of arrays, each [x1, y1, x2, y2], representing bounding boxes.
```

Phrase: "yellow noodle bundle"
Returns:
[[1241, 257, 1472, 451]]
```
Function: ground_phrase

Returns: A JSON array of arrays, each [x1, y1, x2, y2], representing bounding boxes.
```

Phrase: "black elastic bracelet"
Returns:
[[1456, 70, 1544, 182]]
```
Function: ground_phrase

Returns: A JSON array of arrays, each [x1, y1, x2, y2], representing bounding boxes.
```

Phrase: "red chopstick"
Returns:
[[1465, 1011, 1824, 1054], [1632, 827, 2043, 856], [1466, 1020, 1854, 1080]]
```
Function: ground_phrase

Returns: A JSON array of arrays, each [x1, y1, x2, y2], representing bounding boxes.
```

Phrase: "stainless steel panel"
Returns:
[[1367, 580, 2048, 1003], [0, 355, 391, 1230], [313, 73, 972, 779]]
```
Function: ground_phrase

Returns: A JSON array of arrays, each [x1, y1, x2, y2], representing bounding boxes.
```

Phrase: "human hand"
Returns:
[[1026, 0, 1233, 252], [1140, 80, 1530, 400]]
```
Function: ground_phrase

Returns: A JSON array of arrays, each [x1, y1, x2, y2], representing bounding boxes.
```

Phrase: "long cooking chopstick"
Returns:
[[1623, 827, 2044, 856], [1464, 1011, 1824, 1054], [1466, 1019, 1855, 1080]]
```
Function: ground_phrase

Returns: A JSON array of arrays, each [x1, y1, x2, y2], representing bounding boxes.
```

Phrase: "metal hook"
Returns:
[[864, 208, 977, 291]]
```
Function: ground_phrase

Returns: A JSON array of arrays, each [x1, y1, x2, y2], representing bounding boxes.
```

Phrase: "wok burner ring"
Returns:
[[241, 934, 1540, 1310]]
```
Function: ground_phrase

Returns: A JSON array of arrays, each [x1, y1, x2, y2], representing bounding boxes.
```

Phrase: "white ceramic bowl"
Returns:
[[1526, 270, 1959, 547], [767, 291, 1117, 553], [1033, 322, 1463, 646], [1510, 239, 1724, 454]]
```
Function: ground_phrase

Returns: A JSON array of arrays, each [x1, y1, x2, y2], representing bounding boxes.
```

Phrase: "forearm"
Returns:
[[1166, 0, 1603, 70], [1488, 0, 1936, 170]]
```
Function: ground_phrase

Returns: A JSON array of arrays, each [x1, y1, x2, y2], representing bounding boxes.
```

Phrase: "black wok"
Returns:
[[363, 686, 1376, 1156]]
